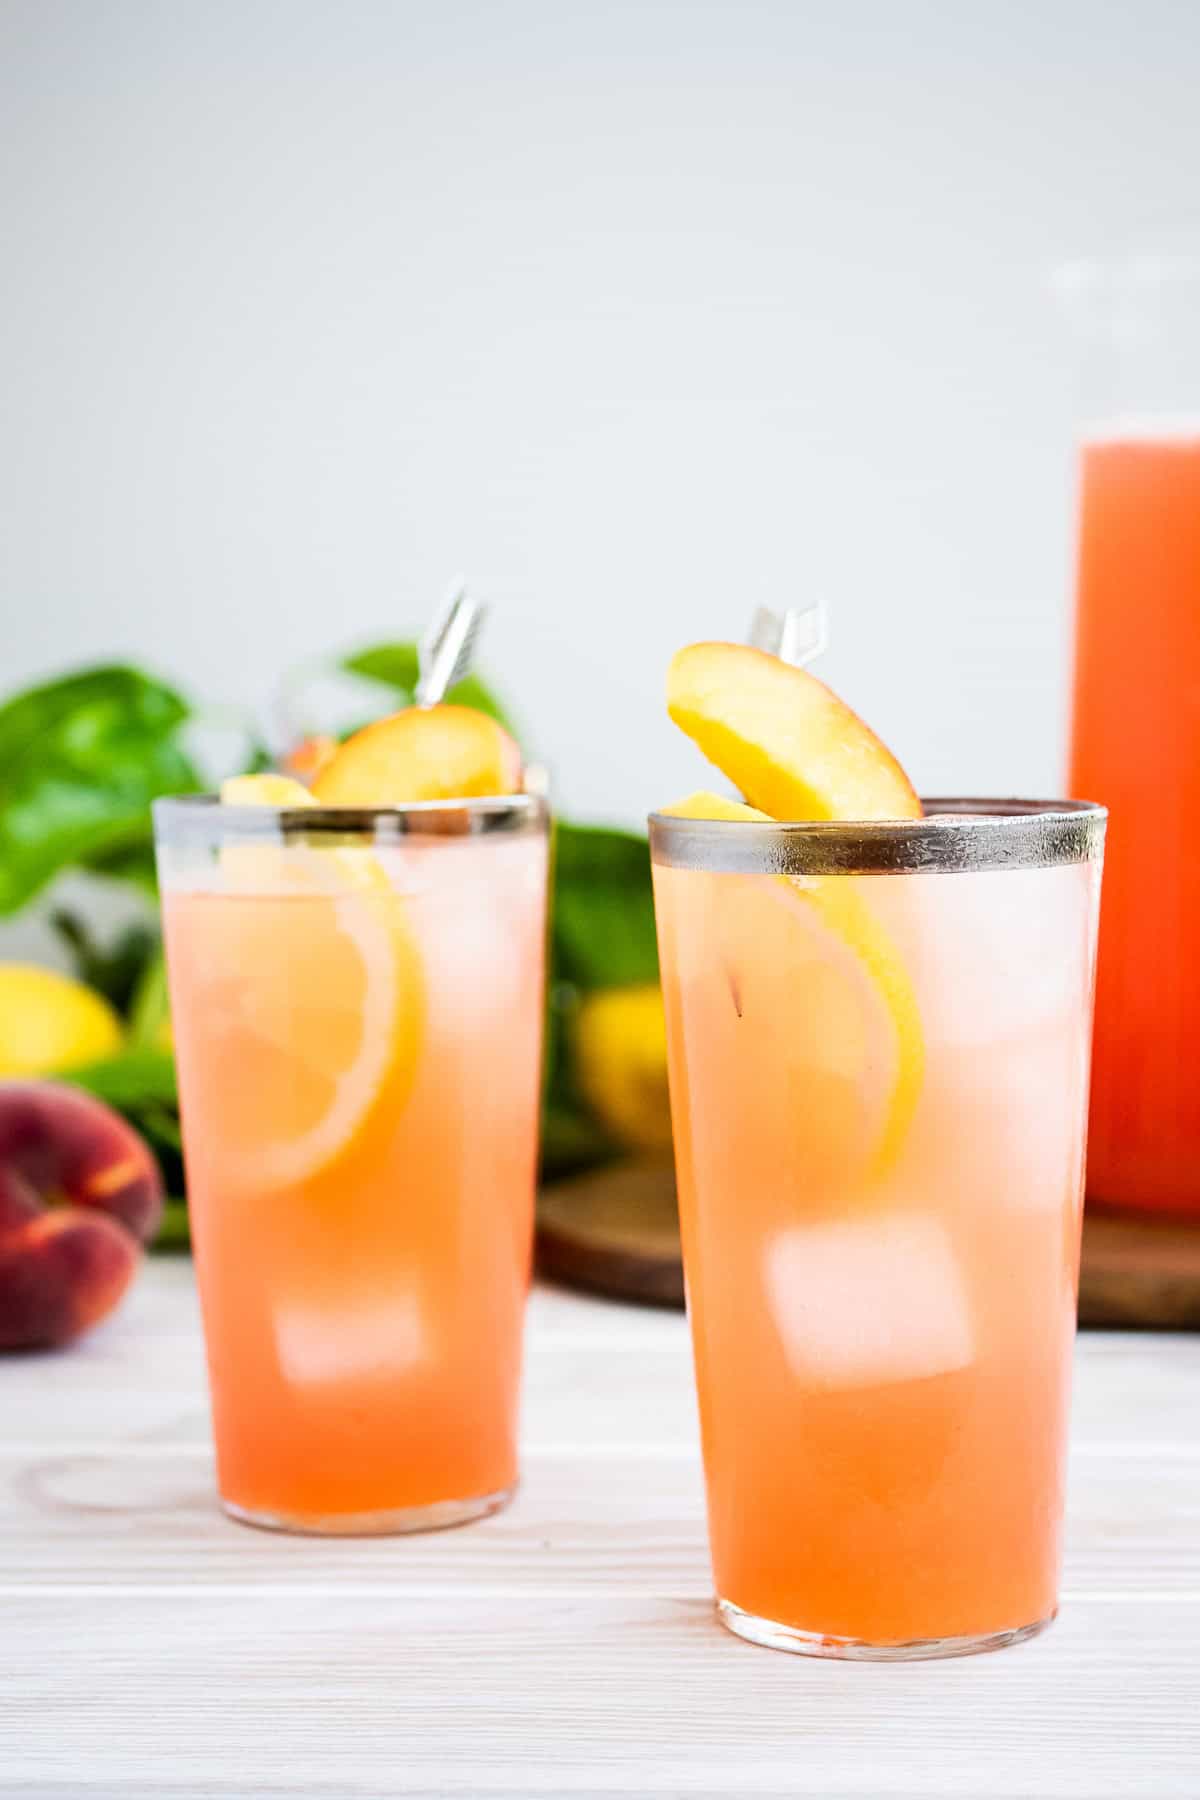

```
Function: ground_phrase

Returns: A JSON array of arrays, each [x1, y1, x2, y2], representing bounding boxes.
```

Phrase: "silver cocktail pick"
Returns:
[[415, 585, 487, 706], [411, 583, 543, 794], [748, 600, 828, 669]]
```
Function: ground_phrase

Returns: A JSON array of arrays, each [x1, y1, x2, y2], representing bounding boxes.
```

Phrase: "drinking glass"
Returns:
[[155, 793, 548, 1534], [650, 799, 1104, 1658]]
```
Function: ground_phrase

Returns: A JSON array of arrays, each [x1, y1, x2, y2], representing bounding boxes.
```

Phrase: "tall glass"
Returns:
[[650, 800, 1104, 1659], [1063, 253, 1200, 1216], [155, 794, 548, 1534]]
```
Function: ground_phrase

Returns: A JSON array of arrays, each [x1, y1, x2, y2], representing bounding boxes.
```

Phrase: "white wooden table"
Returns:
[[2, 1260, 1198, 1798]]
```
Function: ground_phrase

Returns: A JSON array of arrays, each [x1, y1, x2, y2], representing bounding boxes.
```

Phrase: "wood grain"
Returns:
[[1079, 1210, 1200, 1328], [0, 1443, 1197, 1595], [537, 1162, 684, 1305], [6, 1262, 1197, 1448], [0, 1261, 1197, 1798], [3, 1592, 1198, 1798]]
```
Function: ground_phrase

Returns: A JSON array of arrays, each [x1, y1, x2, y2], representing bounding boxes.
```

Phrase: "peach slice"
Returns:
[[311, 705, 522, 806], [283, 734, 337, 784], [666, 643, 921, 822]]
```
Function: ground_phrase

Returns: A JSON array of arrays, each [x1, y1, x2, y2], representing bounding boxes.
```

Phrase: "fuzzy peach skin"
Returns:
[[0, 1083, 164, 1350]]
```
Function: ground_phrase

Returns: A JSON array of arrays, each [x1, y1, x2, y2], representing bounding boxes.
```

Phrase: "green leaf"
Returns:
[[127, 951, 171, 1048], [341, 643, 421, 690], [78, 837, 161, 895], [135, 1100, 183, 1152], [538, 822, 660, 1182], [539, 1101, 620, 1183], [341, 643, 516, 733], [0, 665, 200, 915], [551, 821, 659, 991], [240, 742, 275, 776], [152, 1198, 191, 1252], [62, 1046, 178, 1109], [50, 912, 159, 1015], [133, 1110, 185, 1210]]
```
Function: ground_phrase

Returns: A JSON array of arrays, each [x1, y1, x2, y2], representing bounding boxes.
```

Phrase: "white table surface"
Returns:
[[2, 1258, 1198, 1798]]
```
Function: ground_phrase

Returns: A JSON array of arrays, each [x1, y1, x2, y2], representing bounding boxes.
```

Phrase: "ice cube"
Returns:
[[904, 864, 1094, 1049], [952, 1026, 1088, 1215], [379, 838, 542, 1025], [766, 1214, 974, 1388], [274, 1292, 427, 1387]]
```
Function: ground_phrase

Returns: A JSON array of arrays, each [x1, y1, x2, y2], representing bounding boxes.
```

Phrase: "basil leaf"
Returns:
[[551, 821, 659, 991], [0, 666, 199, 915], [50, 912, 159, 1014], [63, 1046, 178, 1109]]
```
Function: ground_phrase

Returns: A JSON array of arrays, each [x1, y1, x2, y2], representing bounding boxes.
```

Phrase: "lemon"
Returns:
[[659, 792, 924, 1179], [0, 964, 124, 1077], [574, 984, 674, 1154]]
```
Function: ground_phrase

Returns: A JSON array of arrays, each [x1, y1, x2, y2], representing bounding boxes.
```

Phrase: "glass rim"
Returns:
[[153, 791, 548, 843], [648, 797, 1106, 876]]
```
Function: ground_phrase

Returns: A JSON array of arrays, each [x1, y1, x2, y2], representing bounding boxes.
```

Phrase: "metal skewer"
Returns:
[[748, 601, 828, 669], [415, 585, 488, 706], [412, 582, 543, 795]]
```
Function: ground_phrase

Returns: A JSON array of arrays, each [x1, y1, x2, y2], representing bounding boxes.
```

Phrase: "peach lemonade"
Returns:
[[156, 707, 547, 1534], [649, 643, 1105, 1658], [1070, 429, 1200, 1217]]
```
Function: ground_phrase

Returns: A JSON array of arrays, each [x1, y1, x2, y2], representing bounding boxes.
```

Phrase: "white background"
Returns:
[[3, 0, 1199, 827]]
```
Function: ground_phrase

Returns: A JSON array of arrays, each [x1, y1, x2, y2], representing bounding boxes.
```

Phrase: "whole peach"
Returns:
[[0, 1083, 164, 1351]]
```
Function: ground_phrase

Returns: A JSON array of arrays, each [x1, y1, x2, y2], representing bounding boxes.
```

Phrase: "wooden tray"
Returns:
[[537, 1165, 1200, 1327], [537, 1163, 683, 1307], [1078, 1211, 1200, 1328]]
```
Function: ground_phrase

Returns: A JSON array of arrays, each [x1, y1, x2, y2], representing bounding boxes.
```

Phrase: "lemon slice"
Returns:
[[195, 772, 425, 1190], [185, 876, 423, 1193], [660, 791, 923, 1181], [219, 772, 386, 894], [219, 774, 319, 893], [221, 774, 317, 808]]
